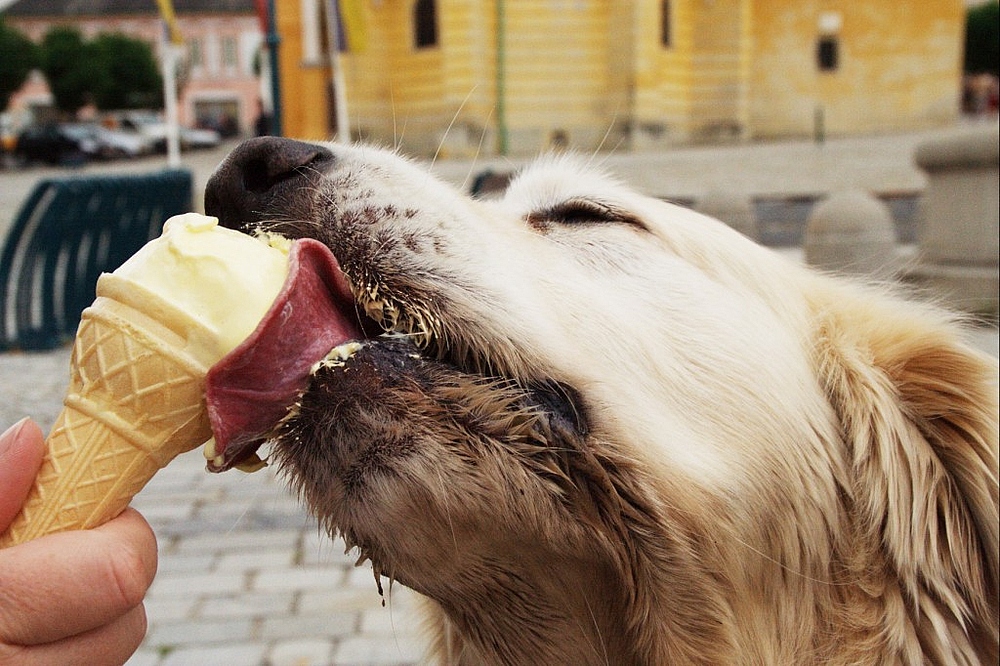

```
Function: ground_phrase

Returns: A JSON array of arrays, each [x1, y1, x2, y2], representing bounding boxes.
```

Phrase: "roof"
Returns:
[[3, 0, 255, 17]]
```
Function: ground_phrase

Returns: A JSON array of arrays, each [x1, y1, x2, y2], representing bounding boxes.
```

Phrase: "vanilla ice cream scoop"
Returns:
[[0, 213, 292, 547], [112, 212, 290, 362]]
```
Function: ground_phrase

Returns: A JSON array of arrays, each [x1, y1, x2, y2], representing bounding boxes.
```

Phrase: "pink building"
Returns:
[[4, 0, 264, 134]]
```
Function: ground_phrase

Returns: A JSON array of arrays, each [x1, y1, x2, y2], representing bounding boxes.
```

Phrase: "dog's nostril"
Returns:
[[240, 144, 331, 195], [242, 156, 279, 194]]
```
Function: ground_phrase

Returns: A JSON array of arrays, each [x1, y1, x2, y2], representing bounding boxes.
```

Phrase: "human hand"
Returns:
[[0, 419, 158, 666]]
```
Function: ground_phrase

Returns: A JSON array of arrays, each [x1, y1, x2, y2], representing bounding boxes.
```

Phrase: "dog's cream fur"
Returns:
[[209, 142, 999, 665]]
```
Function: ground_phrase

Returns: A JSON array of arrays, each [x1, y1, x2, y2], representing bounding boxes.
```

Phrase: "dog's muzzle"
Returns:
[[205, 136, 334, 231]]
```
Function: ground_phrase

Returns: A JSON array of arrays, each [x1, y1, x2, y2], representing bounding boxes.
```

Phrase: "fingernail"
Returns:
[[0, 418, 31, 452]]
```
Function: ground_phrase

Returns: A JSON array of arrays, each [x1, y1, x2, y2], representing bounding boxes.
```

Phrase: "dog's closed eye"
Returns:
[[526, 198, 645, 232]]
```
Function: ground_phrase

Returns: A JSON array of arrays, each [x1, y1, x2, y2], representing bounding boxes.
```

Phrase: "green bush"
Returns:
[[39, 26, 163, 115], [0, 18, 39, 111]]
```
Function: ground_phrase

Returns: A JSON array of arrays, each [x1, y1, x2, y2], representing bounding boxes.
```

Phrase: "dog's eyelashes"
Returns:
[[526, 198, 643, 231], [528, 199, 616, 227]]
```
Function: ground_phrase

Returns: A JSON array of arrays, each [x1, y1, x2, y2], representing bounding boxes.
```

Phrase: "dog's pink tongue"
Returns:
[[204, 238, 362, 469]]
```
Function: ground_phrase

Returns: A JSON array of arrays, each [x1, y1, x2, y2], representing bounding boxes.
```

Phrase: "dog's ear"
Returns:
[[813, 290, 998, 657]]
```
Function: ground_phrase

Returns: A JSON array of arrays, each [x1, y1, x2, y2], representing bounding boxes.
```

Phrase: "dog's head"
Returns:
[[206, 137, 998, 664]]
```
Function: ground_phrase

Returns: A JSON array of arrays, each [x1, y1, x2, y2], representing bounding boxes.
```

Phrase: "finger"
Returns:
[[0, 508, 157, 645], [0, 419, 45, 531], [0, 602, 147, 666]]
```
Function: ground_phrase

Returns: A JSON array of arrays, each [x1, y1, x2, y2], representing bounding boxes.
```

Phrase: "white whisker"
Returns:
[[432, 85, 478, 168], [460, 106, 496, 193]]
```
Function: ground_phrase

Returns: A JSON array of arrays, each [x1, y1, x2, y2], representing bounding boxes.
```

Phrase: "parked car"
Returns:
[[62, 123, 156, 159], [117, 111, 221, 152], [95, 125, 156, 157], [57, 124, 101, 158], [180, 125, 222, 149], [14, 124, 91, 165], [116, 111, 165, 152]]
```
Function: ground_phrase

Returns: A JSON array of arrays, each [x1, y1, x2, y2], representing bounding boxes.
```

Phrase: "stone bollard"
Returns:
[[907, 126, 999, 317], [695, 190, 758, 240], [803, 190, 898, 277]]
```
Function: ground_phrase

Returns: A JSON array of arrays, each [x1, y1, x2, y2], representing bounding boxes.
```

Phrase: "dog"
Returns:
[[204, 137, 998, 665]]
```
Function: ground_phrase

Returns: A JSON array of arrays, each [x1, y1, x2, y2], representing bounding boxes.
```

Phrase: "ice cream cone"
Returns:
[[0, 277, 214, 547], [0, 214, 291, 548]]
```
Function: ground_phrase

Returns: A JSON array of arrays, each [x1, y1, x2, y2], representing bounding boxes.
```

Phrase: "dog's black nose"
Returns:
[[205, 137, 334, 231]]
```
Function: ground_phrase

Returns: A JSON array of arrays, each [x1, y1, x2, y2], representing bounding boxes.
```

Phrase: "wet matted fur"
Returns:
[[206, 137, 998, 665]]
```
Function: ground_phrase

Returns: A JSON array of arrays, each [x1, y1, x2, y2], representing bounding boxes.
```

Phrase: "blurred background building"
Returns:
[[279, 0, 968, 156], [2, 0, 994, 158], [3, 0, 261, 136]]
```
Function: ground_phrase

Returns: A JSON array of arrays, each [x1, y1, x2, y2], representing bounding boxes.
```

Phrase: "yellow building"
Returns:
[[275, 0, 965, 156]]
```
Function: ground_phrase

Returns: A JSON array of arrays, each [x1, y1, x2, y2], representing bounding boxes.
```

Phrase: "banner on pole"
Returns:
[[330, 0, 367, 52], [155, 0, 184, 46], [254, 0, 269, 34]]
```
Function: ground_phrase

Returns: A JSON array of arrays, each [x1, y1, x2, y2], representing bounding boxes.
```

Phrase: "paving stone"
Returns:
[[146, 617, 255, 649], [134, 485, 218, 503], [362, 583, 420, 631], [157, 510, 311, 537], [133, 501, 198, 524], [199, 591, 295, 619], [144, 596, 198, 622], [0, 347, 72, 429], [148, 570, 246, 599], [356, 591, 423, 648], [268, 638, 336, 666], [252, 493, 307, 511], [257, 612, 358, 641], [173, 529, 302, 555], [215, 549, 296, 572], [154, 553, 216, 575], [360, 600, 424, 636], [214, 489, 293, 508], [253, 564, 347, 593], [332, 633, 425, 665], [298, 586, 387, 615], [159, 643, 268, 666]]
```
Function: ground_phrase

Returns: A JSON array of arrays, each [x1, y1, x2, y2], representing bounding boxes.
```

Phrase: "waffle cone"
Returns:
[[0, 277, 215, 547]]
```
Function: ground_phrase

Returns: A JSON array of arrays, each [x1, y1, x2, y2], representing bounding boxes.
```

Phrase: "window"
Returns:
[[414, 0, 437, 49], [222, 36, 238, 69], [188, 37, 204, 67], [817, 36, 839, 71], [660, 0, 671, 47]]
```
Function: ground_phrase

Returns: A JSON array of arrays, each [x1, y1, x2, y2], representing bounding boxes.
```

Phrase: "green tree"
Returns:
[[0, 18, 39, 111], [91, 32, 162, 110], [965, 1, 999, 75], [40, 27, 163, 115], [39, 26, 100, 115]]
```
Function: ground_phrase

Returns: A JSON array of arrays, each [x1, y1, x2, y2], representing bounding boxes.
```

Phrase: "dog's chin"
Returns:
[[266, 335, 589, 574]]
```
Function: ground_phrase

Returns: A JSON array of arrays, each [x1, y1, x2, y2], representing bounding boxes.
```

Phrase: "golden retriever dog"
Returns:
[[204, 137, 998, 665]]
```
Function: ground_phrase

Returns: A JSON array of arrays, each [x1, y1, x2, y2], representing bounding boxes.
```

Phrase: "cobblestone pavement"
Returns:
[[0, 343, 427, 666], [1, 124, 997, 665], [129, 449, 427, 666]]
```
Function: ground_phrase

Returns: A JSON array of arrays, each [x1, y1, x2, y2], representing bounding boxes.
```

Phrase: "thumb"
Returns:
[[0, 419, 46, 533]]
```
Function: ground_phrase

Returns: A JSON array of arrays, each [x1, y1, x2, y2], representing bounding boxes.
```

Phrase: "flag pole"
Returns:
[[496, 0, 508, 156], [265, 0, 283, 136], [155, 0, 183, 166], [325, 0, 349, 142]]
